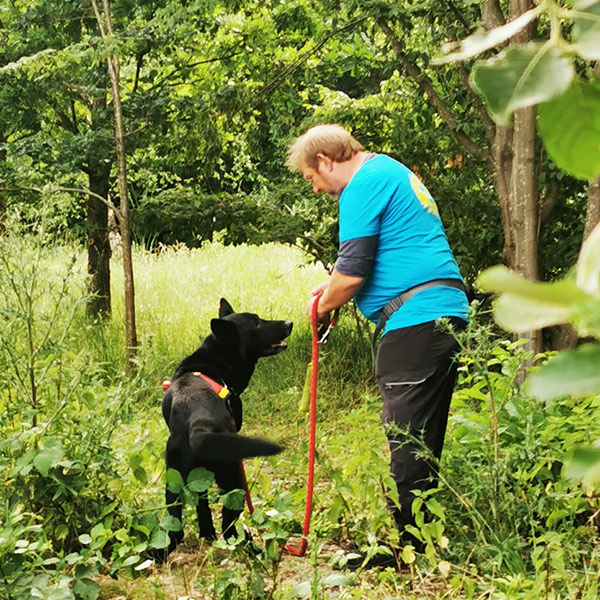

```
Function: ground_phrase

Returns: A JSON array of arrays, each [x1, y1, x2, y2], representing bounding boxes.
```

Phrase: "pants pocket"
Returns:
[[379, 369, 437, 427]]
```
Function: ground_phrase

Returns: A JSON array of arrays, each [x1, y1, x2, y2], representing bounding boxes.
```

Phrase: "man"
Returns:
[[286, 124, 469, 570]]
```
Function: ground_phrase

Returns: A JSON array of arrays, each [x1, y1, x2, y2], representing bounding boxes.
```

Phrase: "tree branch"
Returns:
[[0, 185, 120, 220], [55, 109, 77, 134], [447, 0, 473, 32], [70, 99, 78, 134], [456, 63, 496, 145], [377, 18, 490, 164], [147, 49, 246, 93], [256, 17, 367, 102], [132, 49, 147, 94]]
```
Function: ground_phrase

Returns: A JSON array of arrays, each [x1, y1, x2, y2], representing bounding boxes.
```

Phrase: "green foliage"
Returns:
[[471, 43, 574, 126], [438, 0, 600, 182], [478, 223, 600, 392]]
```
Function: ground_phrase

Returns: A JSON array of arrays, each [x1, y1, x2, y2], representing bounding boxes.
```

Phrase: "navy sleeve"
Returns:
[[334, 235, 378, 277]]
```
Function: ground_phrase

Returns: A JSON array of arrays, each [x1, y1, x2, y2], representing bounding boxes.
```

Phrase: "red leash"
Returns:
[[285, 293, 338, 556]]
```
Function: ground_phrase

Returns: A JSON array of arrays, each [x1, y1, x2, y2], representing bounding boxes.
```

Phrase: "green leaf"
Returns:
[[78, 534, 91, 545], [186, 467, 215, 493], [471, 43, 574, 125], [160, 515, 182, 532], [72, 577, 100, 600], [222, 488, 245, 511], [493, 294, 572, 331], [322, 573, 354, 588], [564, 446, 600, 484], [538, 80, 600, 180], [571, 0, 600, 60], [434, 6, 542, 63], [525, 343, 600, 400], [166, 468, 184, 493], [291, 582, 311, 599], [576, 222, 600, 295], [477, 266, 585, 303], [121, 555, 141, 567], [477, 266, 587, 331], [149, 528, 170, 549], [33, 444, 65, 477]]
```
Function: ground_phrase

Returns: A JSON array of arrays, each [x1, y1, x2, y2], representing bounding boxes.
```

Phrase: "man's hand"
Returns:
[[305, 271, 364, 325], [306, 283, 330, 325]]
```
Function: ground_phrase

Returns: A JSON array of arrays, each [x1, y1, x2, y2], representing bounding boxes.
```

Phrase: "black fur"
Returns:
[[156, 298, 292, 558]]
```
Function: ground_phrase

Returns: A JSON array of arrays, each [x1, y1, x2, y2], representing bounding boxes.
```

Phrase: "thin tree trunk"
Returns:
[[0, 130, 6, 234], [491, 126, 515, 265], [92, 0, 137, 365], [86, 164, 111, 317]]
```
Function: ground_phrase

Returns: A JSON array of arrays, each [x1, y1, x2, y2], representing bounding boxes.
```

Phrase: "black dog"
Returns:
[[156, 298, 292, 558]]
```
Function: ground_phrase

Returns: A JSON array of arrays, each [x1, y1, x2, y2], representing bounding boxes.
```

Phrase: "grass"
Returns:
[[1, 238, 599, 599]]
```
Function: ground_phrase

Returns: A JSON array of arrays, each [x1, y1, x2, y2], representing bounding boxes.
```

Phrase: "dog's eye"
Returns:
[[254, 320, 261, 328]]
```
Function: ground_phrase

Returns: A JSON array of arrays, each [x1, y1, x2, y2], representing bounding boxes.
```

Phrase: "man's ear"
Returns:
[[219, 298, 234, 318], [211, 318, 240, 345], [315, 152, 333, 171]]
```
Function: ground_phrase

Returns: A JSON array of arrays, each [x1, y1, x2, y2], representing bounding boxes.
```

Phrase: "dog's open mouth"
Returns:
[[262, 341, 288, 356]]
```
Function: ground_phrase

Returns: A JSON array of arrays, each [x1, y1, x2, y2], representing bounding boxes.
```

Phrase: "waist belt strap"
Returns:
[[372, 278, 467, 358]]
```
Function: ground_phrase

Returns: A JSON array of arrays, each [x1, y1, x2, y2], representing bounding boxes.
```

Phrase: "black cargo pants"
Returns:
[[374, 317, 465, 545]]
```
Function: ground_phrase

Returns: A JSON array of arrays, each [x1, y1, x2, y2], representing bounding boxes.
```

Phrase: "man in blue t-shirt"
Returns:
[[287, 124, 468, 570]]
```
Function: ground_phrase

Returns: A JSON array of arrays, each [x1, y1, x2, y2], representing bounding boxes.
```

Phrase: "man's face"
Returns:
[[300, 156, 340, 197]]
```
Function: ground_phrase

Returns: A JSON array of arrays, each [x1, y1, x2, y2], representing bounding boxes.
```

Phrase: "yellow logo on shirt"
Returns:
[[409, 173, 439, 216]]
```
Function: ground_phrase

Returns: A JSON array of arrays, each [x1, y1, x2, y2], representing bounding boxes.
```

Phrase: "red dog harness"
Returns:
[[162, 371, 230, 399]]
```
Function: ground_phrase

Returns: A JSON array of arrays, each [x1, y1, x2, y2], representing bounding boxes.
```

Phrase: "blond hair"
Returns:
[[286, 124, 364, 171]]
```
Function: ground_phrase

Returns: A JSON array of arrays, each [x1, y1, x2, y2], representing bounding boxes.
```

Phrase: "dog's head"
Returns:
[[210, 298, 293, 360]]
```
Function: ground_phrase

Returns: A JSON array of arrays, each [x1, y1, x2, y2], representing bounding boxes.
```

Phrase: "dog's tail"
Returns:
[[190, 430, 283, 463]]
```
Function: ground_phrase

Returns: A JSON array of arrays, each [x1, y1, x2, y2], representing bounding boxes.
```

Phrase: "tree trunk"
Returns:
[[506, 0, 542, 355], [583, 64, 600, 242], [584, 176, 600, 242], [93, 0, 137, 366], [86, 164, 111, 317], [510, 106, 542, 354]]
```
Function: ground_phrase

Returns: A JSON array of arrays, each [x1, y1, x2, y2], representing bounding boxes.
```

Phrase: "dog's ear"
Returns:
[[211, 318, 240, 344], [219, 298, 234, 318]]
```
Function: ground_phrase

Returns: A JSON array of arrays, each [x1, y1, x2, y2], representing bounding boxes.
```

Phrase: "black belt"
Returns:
[[372, 278, 467, 357]]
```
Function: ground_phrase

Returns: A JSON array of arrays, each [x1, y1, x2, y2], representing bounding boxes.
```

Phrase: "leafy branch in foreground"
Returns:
[[436, 0, 600, 180], [477, 223, 600, 486]]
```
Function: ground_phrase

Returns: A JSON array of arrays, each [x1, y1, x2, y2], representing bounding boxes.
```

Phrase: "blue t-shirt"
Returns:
[[334, 154, 468, 334]]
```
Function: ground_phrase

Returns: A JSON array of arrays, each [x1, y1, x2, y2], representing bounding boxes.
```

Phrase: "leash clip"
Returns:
[[317, 323, 333, 344]]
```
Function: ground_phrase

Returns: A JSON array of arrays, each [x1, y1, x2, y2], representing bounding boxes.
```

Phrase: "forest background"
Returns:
[[1, 0, 600, 598]]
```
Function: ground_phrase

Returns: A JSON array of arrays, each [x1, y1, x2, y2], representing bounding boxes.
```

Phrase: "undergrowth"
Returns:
[[0, 229, 598, 599]]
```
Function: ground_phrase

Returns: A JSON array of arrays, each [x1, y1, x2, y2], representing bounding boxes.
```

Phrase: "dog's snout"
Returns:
[[284, 321, 293, 334]]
